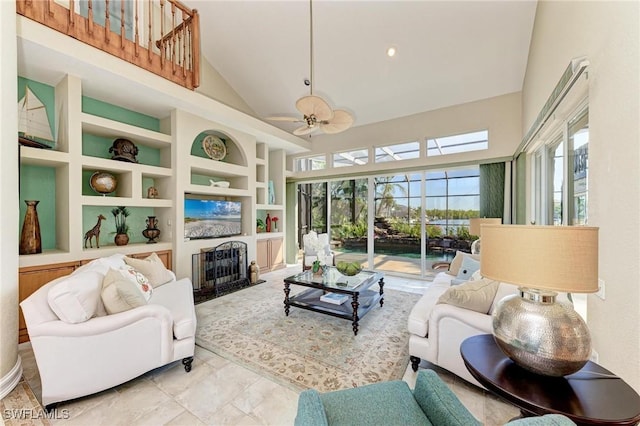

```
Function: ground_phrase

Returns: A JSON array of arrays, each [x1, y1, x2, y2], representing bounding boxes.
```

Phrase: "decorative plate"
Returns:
[[202, 135, 226, 161]]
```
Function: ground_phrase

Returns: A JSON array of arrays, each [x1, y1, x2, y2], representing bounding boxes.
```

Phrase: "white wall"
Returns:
[[0, 0, 22, 399], [289, 92, 521, 180], [196, 56, 257, 118], [523, 0, 640, 390]]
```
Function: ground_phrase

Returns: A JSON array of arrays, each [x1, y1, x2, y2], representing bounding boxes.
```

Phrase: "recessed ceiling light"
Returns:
[[386, 47, 397, 57]]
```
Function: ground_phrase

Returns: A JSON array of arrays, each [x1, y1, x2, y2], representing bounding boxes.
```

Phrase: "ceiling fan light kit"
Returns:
[[267, 0, 353, 136]]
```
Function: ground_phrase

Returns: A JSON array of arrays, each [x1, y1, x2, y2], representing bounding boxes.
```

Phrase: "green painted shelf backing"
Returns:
[[19, 165, 56, 250], [18, 76, 168, 252], [82, 97, 160, 132], [82, 133, 161, 167], [83, 206, 157, 247]]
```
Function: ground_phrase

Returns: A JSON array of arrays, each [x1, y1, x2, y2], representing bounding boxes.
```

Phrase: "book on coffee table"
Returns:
[[320, 292, 349, 305]]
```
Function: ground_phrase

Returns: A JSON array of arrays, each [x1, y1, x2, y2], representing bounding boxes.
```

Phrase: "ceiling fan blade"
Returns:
[[296, 95, 333, 121], [320, 110, 354, 134], [293, 125, 316, 136], [265, 116, 302, 122]]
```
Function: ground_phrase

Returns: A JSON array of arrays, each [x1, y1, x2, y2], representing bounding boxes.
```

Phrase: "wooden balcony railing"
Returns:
[[17, 0, 200, 90]]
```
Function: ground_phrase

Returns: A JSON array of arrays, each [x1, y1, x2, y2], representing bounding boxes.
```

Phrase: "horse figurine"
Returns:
[[84, 214, 106, 248]]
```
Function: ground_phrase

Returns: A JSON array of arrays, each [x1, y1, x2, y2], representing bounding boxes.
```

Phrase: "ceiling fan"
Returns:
[[267, 0, 354, 136]]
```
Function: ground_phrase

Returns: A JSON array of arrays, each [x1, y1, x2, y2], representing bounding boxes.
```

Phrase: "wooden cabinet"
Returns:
[[256, 237, 284, 274], [18, 250, 172, 343], [18, 261, 78, 343]]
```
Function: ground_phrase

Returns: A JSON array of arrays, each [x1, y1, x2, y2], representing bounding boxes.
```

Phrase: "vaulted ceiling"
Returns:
[[195, 1, 537, 135]]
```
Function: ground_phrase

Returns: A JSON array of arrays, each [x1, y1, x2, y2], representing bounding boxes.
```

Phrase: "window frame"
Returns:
[[426, 129, 489, 157], [529, 103, 589, 226]]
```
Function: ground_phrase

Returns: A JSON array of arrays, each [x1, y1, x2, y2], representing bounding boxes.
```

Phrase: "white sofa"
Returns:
[[20, 254, 197, 409], [407, 269, 519, 387]]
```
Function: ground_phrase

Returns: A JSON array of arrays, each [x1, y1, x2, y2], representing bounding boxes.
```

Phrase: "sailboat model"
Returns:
[[18, 85, 54, 149]]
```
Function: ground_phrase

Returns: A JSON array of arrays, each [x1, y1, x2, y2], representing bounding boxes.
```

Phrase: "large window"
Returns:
[[330, 179, 368, 254], [374, 141, 420, 163], [425, 168, 480, 235], [569, 110, 589, 225], [531, 107, 589, 225], [295, 155, 327, 172], [333, 149, 368, 168], [427, 130, 488, 157], [298, 166, 482, 279]]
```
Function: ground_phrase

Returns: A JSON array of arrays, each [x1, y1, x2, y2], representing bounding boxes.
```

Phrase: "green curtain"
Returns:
[[479, 162, 505, 219], [514, 154, 527, 224]]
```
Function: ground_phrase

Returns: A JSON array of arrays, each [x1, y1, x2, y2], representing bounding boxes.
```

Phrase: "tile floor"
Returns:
[[2, 265, 519, 425]]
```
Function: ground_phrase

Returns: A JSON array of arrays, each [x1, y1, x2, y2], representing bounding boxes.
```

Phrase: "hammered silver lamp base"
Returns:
[[492, 288, 591, 377]]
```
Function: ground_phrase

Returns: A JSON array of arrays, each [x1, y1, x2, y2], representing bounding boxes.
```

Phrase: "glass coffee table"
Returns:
[[283, 267, 384, 335]]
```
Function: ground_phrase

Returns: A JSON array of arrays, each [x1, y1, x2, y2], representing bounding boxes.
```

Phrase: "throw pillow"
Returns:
[[47, 271, 104, 323], [455, 255, 480, 283], [101, 267, 153, 315], [447, 251, 480, 276], [124, 253, 174, 287], [436, 279, 499, 314], [71, 253, 126, 276]]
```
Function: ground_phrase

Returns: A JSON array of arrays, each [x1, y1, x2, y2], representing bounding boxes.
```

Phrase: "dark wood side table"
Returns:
[[461, 334, 640, 426]]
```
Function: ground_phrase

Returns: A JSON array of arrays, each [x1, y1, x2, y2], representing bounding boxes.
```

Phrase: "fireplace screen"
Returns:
[[191, 241, 249, 303]]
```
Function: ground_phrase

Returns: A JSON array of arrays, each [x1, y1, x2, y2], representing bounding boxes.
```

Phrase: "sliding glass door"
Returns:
[[372, 174, 422, 275], [330, 179, 368, 268], [297, 166, 483, 279]]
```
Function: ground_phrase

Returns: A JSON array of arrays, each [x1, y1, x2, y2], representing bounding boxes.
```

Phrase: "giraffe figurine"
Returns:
[[84, 214, 107, 248]]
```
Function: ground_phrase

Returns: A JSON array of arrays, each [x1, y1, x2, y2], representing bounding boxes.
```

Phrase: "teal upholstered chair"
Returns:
[[295, 369, 575, 426]]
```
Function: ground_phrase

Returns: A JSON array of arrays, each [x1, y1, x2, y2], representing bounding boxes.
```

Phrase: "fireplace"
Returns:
[[191, 241, 249, 303]]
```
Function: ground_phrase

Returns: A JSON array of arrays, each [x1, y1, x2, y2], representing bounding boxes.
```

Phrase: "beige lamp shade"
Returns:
[[469, 218, 501, 237], [480, 225, 599, 293]]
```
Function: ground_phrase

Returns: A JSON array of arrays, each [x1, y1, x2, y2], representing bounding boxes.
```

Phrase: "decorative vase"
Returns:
[[114, 233, 129, 246], [312, 264, 324, 277], [142, 216, 161, 243], [266, 214, 272, 232], [249, 260, 260, 284], [20, 200, 42, 255]]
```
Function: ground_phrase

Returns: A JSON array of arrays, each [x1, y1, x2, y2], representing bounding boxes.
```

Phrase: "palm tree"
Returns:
[[375, 176, 407, 216]]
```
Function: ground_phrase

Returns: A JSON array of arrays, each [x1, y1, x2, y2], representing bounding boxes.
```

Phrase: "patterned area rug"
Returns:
[[195, 279, 420, 393]]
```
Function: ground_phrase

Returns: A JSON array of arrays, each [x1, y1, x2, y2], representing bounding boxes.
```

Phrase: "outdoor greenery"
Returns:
[[332, 220, 367, 239], [312, 178, 480, 239]]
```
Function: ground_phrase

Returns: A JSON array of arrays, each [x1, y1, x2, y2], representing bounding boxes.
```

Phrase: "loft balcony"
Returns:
[[16, 0, 200, 90]]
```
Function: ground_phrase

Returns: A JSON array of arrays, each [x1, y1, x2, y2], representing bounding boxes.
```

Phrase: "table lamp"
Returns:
[[480, 224, 599, 376], [468, 218, 501, 254]]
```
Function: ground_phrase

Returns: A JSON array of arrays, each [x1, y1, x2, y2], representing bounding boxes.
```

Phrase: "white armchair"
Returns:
[[20, 254, 197, 409], [408, 252, 574, 387], [302, 231, 335, 270]]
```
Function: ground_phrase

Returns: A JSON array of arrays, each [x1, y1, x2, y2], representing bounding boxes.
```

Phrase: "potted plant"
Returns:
[[271, 216, 279, 232], [256, 218, 265, 233], [111, 206, 130, 246]]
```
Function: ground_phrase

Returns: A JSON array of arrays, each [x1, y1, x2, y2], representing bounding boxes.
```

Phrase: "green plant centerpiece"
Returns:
[[256, 218, 265, 233], [336, 261, 362, 276], [111, 206, 130, 246], [312, 259, 323, 274]]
